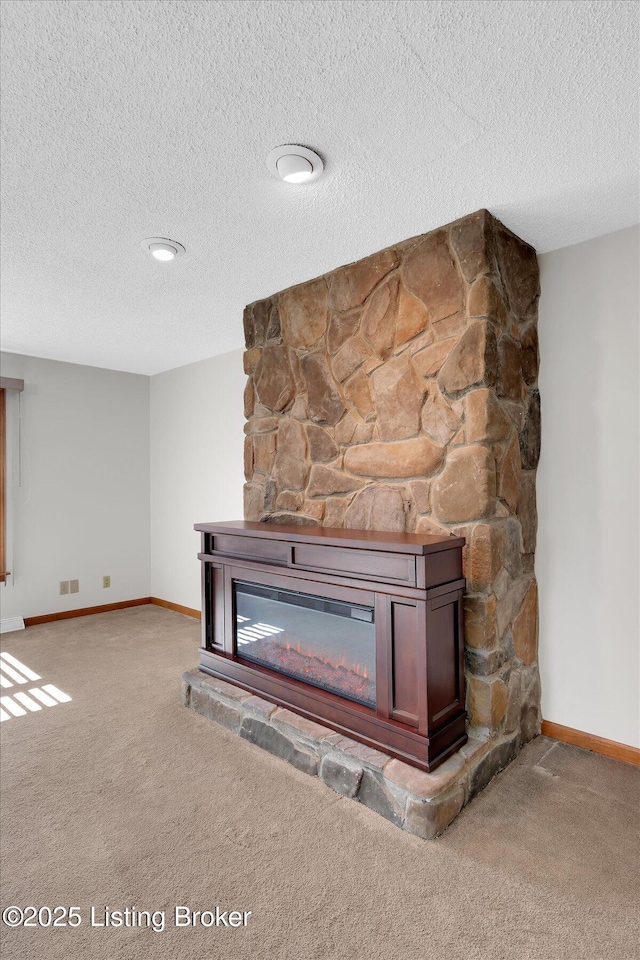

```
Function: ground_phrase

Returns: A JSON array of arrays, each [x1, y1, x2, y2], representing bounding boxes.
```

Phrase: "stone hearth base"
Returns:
[[182, 669, 523, 839]]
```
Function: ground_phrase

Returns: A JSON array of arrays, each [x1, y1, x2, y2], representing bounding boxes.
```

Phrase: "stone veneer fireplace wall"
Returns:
[[242, 209, 541, 748]]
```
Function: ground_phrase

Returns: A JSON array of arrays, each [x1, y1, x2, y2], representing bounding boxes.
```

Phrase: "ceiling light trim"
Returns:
[[266, 144, 324, 184], [140, 237, 186, 260]]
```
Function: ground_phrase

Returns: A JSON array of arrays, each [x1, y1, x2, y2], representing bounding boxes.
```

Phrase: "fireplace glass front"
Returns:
[[234, 580, 376, 708]]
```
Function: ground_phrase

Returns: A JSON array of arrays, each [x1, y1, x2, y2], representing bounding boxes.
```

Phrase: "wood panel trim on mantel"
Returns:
[[541, 720, 640, 767]]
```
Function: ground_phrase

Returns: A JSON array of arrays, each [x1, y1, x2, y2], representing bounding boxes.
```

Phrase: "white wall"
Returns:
[[149, 349, 245, 612], [537, 225, 639, 748], [0, 353, 150, 620]]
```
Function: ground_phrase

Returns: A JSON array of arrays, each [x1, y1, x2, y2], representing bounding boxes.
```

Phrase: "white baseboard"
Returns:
[[0, 617, 26, 634]]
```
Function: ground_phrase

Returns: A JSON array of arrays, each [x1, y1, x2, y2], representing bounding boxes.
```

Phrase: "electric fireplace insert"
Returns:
[[195, 521, 467, 772]]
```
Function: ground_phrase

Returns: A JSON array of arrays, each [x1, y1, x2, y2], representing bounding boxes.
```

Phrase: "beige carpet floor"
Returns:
[[0, 605, 638, 960]]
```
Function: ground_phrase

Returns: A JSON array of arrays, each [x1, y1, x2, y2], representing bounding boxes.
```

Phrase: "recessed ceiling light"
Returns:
[[140, 237, 186, 261], [266, 145, 324, 184]]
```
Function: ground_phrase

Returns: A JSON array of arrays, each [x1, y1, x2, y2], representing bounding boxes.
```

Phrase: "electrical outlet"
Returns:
[[103, 575, 110, 589], [69, 579, 79, 594], [59, 581, 69, 595]]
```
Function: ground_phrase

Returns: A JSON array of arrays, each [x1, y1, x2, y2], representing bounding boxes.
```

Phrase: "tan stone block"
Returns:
[[467, 275, 503, 320], [253, 402, 272, 418], [244, 415, 279, 435], [326, 312, 360, 355], [244, 436, 253, 481], [263, 511, 319, 527], [501, 399, 525, 432], [450, 428, 465, 445], [306, 464, 365, 498], [243, 377, 254, 419], [468, 523, 505, 591], [502, 518, 523, 581], [324, 497, 348, 528], [305, 424, 339, 463], [421, 393, 460, 444], [301, 349, 346, 425], [406, 328, 437, 356], [243, 347, 262, 375], [396, 283, 430, 347], [327, 248, 399, 311], [496, 576, 530, 637], [287, 346, 305, 394], [276, 490, 304, 512], [334, 413, 374, 445], [279, 277, 328, 350], [497, 432, 522, 512], [402, 230, 465, 322], [412, 337, 457, 378], [385, 752, 464, 799], [362, 355, 384, 375], [415, 516, 450, 537], [344, 485, 406, 532], [252, 431, 277, 476], [243, 480, 265, 521], [343, 368, 375, 421], [438, 321, 497, 397], [289, 395, 307, 420], [497, 335, 523, 401], [344, 436, 445, 479], [468, 675, 508, 729], [464, 388, 512, 442], [513, 580, 538, 665], [432, 311, 469, 340], [451, 397, 465, 419], [361, 274, 398, 361], [431, 445, 496, 523], [331, 335, 371, 383], [410, 479, 431, 513], [449, 210, 492, 283], [464, 595, 497, 649], [254, 344, 295, 412], [273, 420, 309, 491], [372, 355, 426, 439], [303, 499, 325, 521]]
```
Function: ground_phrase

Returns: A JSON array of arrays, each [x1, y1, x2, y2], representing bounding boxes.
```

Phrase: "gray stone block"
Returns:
[[356, 770, 406, 827], [239, 716, 318, 776], [319, 754, 363, 798], [180, 679, 190, 707], [243, 695, 278, 719], [404, 785, 465, 840], [190, 686, 244, 734], [469, 734, 520, 797]]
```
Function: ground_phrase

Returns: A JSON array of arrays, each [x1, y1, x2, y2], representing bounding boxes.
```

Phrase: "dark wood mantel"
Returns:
[[195, 521, 467, 772]]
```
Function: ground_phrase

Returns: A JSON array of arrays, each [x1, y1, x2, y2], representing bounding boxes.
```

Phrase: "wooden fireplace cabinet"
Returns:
[[194, 521, 467, 772]]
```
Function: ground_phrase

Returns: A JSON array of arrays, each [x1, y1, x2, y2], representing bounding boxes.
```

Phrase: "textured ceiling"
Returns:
[[1, 0, 638, 375]]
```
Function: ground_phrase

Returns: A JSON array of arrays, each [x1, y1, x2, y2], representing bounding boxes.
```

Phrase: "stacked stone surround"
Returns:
[[242, 209, 541, 750], [182, 669, 520, 839]]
